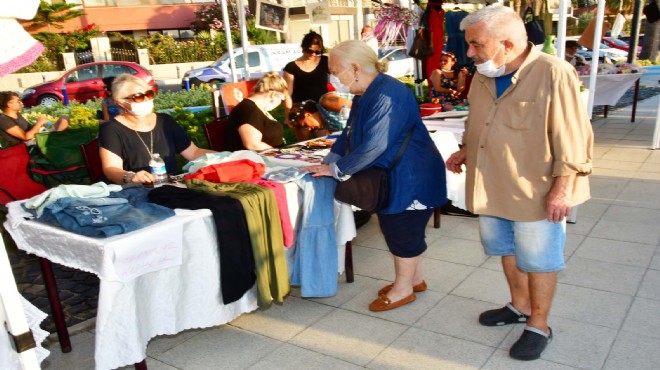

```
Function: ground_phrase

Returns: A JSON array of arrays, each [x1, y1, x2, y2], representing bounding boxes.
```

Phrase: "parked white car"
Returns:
[[379, 47, 415, 78], [551, 37, 629, 62]]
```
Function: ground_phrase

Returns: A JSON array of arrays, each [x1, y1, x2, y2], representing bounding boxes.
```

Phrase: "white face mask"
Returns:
[[476, 44, 506, 78], [128, 99, 154, 117], [265, 92, 284, 112], [329, 69, 354, 93]]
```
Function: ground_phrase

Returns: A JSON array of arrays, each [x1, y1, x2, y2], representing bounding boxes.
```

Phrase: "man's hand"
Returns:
[[446, 148, 467, 174], [546, 175, 575, 223]]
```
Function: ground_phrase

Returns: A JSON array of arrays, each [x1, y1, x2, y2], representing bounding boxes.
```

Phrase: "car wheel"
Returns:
[[37, 94, 61, 107]]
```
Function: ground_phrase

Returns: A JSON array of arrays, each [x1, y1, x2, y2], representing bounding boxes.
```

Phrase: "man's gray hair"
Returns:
[[459, 5, 527, 45]]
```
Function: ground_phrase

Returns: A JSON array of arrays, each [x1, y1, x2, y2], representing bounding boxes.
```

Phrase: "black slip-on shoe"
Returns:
[[509, 326, 553, 361], [479, 303, 529, 326]]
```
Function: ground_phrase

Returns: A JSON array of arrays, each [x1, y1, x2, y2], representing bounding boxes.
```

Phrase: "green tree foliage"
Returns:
[[25, 0, 85, 31]]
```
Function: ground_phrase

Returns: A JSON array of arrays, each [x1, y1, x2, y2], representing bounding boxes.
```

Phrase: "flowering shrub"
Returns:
[[19, 24, 102, 73], [122, 32, 228, 64], [190, 1, 252, 33]]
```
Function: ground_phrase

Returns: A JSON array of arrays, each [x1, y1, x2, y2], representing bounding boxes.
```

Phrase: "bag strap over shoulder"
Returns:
[[523, 7, 534, 22], [390, 128, 414, 170], [346, 121, 414, 171]]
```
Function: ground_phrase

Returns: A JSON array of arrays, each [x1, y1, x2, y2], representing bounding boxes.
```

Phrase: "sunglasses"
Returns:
[[124, 90, 155, 103], [304, 48, 323, 56]]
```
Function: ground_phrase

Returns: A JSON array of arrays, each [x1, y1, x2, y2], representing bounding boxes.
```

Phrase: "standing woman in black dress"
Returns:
[[283, 31, 329, 116]]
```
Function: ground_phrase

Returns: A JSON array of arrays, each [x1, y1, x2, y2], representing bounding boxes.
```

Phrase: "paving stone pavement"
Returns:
[[5, 82, 660, 334], [3, 76, 659, 368]]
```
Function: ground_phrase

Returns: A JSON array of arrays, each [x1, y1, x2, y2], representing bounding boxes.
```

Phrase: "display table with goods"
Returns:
[[579, 63, 646, 122], [4, 150, 357, 369]]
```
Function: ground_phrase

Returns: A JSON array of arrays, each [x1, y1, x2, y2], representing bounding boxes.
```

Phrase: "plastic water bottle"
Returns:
[[149, 153, 168, 187], [340, 105, 350, 120]]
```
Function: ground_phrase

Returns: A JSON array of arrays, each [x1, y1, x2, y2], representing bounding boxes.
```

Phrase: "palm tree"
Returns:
[[24, 1, 85, 32]]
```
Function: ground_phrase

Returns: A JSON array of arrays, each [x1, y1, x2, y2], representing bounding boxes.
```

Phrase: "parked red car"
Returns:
[[21, 61, 157, 107], [602, 37, 641, 57]]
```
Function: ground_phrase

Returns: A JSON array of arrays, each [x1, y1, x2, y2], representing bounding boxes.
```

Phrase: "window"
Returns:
[[102, 64, 137, 78], [67, 65, 100, 83], [235, 52, 261, 69]]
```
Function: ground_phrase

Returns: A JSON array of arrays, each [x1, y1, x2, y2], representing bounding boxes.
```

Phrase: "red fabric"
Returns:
[[0, 144, 48, 205], [184, 160, 265, 183], [426, 7, 445, 88], [247, 179, 295, 248]]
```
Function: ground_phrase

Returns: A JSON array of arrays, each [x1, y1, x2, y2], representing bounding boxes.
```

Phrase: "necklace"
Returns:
[[134, 129, 153, 156], [441, 69, 454, 73]]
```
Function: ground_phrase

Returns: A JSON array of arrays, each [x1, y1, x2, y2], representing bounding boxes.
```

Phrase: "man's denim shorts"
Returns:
[[479, 215, 566, 272]]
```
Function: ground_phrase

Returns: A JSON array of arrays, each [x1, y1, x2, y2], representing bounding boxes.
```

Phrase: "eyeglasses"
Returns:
[[124, 90, 155, 103], [304, 48, 322, 56]]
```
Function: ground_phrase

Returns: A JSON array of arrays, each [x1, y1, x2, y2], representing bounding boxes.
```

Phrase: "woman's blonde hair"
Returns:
[[329, 40, 388, 74], [253, 72, 288, 94], [111, 73, 151, 102]]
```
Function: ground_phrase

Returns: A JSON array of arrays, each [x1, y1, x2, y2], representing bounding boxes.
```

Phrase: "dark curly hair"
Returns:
[[300, 30, 324, 52], [288, 100, 318, 124]]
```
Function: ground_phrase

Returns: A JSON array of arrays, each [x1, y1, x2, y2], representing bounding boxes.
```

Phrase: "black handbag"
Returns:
[[408, 28, 434, 59], [334, 128, 413, 213], [644, 0, 660, 23], [408, 5, 434, 59], [523, 7, 546, 45]]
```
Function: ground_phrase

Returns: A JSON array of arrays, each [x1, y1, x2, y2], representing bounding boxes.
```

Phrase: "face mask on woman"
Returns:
[[128, 99, 154, 117], [329, 70, 354, 93], [476, 44, 506, 78]]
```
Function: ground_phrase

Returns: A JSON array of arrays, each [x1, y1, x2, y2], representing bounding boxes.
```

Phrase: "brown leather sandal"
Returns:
[[369, 292, 416, 312]]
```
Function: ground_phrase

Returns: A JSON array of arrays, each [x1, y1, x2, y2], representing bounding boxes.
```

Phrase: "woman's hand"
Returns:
[[458, 67, 468, 77], [303, 164, 331, 177], [130, 170, 156, 184]]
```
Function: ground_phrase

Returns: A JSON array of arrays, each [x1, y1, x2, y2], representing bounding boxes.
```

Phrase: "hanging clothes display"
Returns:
[[444, 8, 470, 66], [425, 4, 445, 90]]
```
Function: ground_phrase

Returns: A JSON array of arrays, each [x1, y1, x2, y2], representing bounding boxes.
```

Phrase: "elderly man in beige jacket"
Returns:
[[446, 5, 593, 361]]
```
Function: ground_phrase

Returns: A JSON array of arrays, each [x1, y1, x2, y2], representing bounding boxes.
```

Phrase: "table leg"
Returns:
[[344, 241, 354, 283], [134, 360, 148, 370], [433, 208, 441, 229], [631, 79, 640, 123], [38, 257, 72, 353]]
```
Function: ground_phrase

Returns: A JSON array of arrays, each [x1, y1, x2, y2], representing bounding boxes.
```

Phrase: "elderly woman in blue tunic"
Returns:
[[305, 40, 447, 312]]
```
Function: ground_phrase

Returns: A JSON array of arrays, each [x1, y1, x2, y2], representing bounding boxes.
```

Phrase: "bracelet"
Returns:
[[123, 171, 136, 183]]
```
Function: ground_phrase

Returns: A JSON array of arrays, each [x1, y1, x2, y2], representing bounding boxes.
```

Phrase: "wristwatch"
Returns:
[[123, 171, 136, 183]]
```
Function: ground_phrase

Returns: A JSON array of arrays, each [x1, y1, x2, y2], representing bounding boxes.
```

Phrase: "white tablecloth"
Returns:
[[423, 118, 467, 210], [580, 73, 642, 106], [4, 183, 355, 370]]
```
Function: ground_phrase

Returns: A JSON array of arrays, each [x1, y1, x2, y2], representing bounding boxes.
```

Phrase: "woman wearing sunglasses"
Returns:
[[98, 73, 213, 185], [283, 31, 329, 116]]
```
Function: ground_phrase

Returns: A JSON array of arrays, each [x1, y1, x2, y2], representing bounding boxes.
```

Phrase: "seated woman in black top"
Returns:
[[225, 72, 288, 151], [283, 31, 328, 115], [98, 73, 213, 185]]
